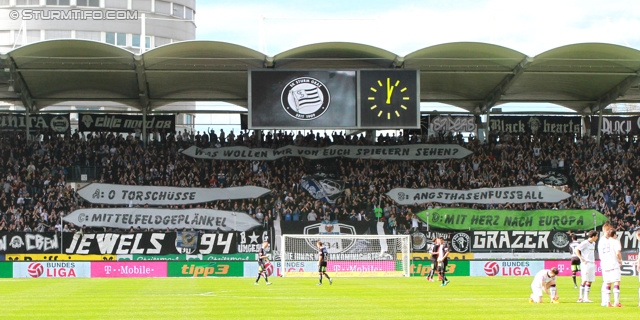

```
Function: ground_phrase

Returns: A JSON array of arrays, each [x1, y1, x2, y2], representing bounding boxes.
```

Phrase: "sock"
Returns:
[[324, 273, 331, 280], [613, 285, 620, 305], [264, 274, 269, 282], [602, 284, 610, 305], [585, 283, 591, 300], [579, 284, 585, 299], [572, 273, 577, 286], [318, 274, 323, 283], [549, 285, 557, 300], [255, 274, 261, 283]]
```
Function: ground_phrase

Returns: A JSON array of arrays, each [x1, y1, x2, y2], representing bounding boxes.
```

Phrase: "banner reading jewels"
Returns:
[[77, 183, 271, 206], [415, 208, 607, 231], [63, 232, 238, 255], [181, 144, 472, 161], [63, 208, 260, 231], [388, 186, 571, 205]]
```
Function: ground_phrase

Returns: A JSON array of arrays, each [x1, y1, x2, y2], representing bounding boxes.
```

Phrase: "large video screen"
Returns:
[[249, 70, 357, 129], [358, 69, 420, 129]]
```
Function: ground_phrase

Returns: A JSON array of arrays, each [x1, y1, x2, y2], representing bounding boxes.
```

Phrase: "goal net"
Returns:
[[280, 234, 411, 277]]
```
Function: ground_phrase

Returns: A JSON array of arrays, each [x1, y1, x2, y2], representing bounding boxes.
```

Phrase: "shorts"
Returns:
[[571, 257, 580, 272], [580, 262, 596, 282], [530, 284, 543, 298], [318, 262, 327, 273], [602, 268, 621, 284]]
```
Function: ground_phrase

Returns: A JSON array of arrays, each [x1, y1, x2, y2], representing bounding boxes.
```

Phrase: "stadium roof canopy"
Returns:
[[1, 39, 640, 115]]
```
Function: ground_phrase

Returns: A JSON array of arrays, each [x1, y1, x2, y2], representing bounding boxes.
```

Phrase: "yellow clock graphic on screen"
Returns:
[[367, 77, 411, 120]]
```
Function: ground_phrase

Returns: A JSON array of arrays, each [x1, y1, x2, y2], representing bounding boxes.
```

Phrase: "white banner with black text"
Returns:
[[77, 183, 270, 205], [387, 186, 571, 205], [63, 208, 261, 231], [181, 144, 472, 161]]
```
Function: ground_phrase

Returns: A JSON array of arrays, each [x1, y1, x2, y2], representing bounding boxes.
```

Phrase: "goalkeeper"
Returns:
[[255, 240, 272, 285], [316, 241, 333, 286]]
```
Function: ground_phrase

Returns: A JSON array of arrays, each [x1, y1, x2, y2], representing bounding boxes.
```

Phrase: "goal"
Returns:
[[280, 234, 411, 277]]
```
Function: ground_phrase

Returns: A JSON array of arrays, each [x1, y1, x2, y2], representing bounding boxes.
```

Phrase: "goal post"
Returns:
[[280, 234, 411, 277]]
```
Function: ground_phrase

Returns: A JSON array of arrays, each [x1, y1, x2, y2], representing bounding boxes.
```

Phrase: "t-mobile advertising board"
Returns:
[[327, 261, 396, 273], [470, 261, 544, 277], [91, 261, 167, 278], [13, 262, 90, 278], [544, 260, 602, 277], [545, 260, 639, 277]]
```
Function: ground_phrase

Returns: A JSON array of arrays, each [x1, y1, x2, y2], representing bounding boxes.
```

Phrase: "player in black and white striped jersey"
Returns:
[[569, 234, 581, 288]]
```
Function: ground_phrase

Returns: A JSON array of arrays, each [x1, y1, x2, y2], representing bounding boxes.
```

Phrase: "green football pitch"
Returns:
[[0, 276, 638, 319]]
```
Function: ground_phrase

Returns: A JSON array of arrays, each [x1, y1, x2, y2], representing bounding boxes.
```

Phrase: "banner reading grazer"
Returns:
[[63, 208, 260, 231], [182, 144, 472, 161], [415, 208, 607, 231], [387, 186, 570, 205], [77, 183, 270, 206]]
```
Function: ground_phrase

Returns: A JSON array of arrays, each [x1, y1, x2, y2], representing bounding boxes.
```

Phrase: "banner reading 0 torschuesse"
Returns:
[[78, 113, 175, 133], [77, 183, 271, 206], [182, 144, 472, 161], [63, 208, 260, 231], [388, 186, 570, 205], [416, 208, 607, 231]]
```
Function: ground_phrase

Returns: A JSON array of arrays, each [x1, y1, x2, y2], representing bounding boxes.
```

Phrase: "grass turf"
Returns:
[[0, 276, 638, 319]]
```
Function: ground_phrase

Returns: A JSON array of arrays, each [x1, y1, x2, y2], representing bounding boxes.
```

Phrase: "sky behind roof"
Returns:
[[194, 0, 640, 57]]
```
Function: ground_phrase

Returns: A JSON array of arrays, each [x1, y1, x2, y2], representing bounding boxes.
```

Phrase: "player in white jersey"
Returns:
[[530, 267, 559, 303], [568, 234, 581, 288], [597, 227, 622, 307], [575, 230, 598, 303]]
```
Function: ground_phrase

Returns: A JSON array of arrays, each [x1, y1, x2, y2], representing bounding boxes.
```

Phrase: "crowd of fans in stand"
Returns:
[[0, 126, 639, 234]]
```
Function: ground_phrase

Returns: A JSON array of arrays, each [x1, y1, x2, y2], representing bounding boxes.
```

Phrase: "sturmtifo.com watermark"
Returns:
[[9, 9, 138, 20]]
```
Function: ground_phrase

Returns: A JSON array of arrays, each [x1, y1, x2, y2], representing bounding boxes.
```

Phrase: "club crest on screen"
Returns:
[[281, 77, 331, 121]]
